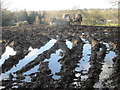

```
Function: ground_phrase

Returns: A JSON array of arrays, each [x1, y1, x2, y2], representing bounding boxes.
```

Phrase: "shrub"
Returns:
[[15, 21, 29, 27]]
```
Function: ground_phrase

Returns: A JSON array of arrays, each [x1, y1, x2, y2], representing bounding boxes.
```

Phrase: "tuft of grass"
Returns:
[[95, 23, 120, 27]]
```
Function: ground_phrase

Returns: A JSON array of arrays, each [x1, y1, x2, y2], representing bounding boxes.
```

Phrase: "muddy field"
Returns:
[[0, 25, 120, 89]]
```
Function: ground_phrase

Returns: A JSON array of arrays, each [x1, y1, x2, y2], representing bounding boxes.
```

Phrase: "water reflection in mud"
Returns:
[[75, 43, 91, 71], [44, 49, 63, 79], [0, 37, 117, 89], [66, 40, 73, 49], [75, 39, 91, 80], [13, 39, 56, 70], [0, 39, 57, 80], [0, 46, 16, 66], [23, 65, 39, 75], [94, 43, 117, 88]]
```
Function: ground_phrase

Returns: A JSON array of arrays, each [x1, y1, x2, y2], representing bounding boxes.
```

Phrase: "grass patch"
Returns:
[[95, 23, 120, 27]]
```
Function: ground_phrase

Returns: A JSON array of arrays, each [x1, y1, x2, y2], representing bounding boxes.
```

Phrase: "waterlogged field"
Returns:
[[0, 25, 119, 89]]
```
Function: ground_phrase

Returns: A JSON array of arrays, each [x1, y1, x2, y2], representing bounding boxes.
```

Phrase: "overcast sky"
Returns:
[[7, 0, 118, 11]]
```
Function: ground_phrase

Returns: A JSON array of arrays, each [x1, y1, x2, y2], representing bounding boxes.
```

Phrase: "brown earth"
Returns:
[[0, 25, 120, 89]]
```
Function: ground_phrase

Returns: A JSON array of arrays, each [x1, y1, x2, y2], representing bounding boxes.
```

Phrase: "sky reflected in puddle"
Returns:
[[0, 39, 57, 80], [66, 40, 73, 49], [13, 39, 57, 71], [44, 49, 63, 79], [24, 40, 72, 80], [75, 42, 91, 72], [0, 38, 117, 85], [0, 46, 16, 66], [75, 40, 91, 80], [94, 43, 117, 88]]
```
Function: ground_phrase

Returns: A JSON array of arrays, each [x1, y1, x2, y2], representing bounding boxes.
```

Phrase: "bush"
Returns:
[[49, 18, 70, 26], [15, 21, 29, 27]]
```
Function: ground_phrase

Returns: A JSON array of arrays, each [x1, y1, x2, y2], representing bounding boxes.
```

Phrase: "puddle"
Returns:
[[66, 40, 73, 49], [81, 38, 89, 44], [75, 38, 91, 82], [23, 65, 39, 75], [94, 43, 117, 88], [13, 39, 57, 71], [75, 40, 91, 72], [21, 76, 31, 82], [0, 86, 5, 89], [0, 46, 16, 66], [0, 39, 57, 80], [1, 37, 117, 88], [24, 49, 63, 80], [23, 40, 73, 80], [105, 33, 108, 35], [44, 49, 63, 79]]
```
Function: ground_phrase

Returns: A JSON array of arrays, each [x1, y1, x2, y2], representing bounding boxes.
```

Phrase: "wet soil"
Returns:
[[0, 25, 120, 89]]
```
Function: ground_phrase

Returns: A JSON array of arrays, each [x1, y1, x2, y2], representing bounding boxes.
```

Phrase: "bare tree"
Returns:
[[0, 0, 8, 10], [108, 0, 120, 7], [34, 15, 40, 25]]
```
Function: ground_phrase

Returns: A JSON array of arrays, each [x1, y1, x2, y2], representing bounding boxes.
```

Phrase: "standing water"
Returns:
[[0, 37, 117, 88], [0, 39, 57, 80], [94, 43, 117, 88], [75, 38, 91, 80]]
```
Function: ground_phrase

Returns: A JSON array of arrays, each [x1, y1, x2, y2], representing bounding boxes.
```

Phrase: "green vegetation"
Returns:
[[2, 10, 46, 26], [2, 9, 118, 26]]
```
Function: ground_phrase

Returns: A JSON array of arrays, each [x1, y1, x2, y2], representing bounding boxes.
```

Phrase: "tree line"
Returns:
[[2, 9, 46, 26], [45, 9, 118, 26], [1, 0, 118, 26], [1, 9, 118, 26]]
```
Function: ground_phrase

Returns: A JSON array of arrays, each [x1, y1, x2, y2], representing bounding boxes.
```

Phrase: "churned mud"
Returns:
[[0, 25, 120, 89]]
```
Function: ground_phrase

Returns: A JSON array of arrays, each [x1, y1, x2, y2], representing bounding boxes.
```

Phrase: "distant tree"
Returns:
[[109, 0, 120, 6], [27, 11, 37, 24], [108, 0, 120, 26], [82, 9, 106, 25], [15, 10, 28, 22], [27, 11, 45, 24], [0, 0, 7, 10], [41, 11, 46, 24], [34, 15, 40, 25], [93, 10, 104, 24], [2, 10, 15, 26], [0, 0, 16, 26]]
